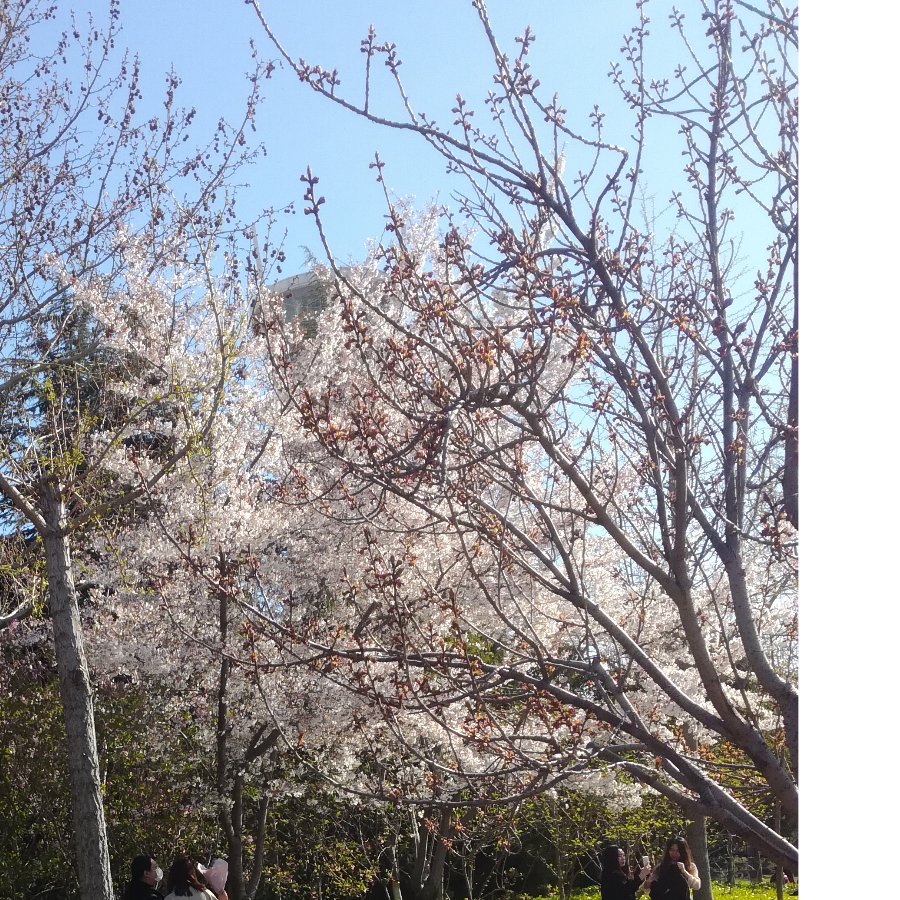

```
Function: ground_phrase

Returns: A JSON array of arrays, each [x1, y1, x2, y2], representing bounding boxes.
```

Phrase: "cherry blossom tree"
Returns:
[[248, 0, 799, 873], [0, 2, 271, 894], [78, 317, 389, 898], [82, 273, 578, 896]]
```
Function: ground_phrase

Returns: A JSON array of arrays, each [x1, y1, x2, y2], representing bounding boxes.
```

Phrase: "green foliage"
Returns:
[[0, 533, 45, 619], [0, 651, 792, 900], [255, 788, 394, 900], [0, 658, 223, 899], [96, 683, 221, 889], [709, 883, 798, 900], [0, 659, 75, 899], [536, 882, 799, 900]]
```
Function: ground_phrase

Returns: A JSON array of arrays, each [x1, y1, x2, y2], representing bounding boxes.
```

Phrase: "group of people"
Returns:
[[599, 837, 701, 900], [124, 839, 698, 900], [122, 855, 229, 900]]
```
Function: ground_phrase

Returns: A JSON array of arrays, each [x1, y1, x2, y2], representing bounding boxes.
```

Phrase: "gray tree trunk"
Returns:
[[773, 799, 784, 900], [224, 773, 246, 899], [220, 773, 270, 900], [685, 818, 712, 900], [747, 846, 762, 883], [411, 819, 431, 892], [216, 572, 272, 900], [683, 728, 712, 900], [40, 482, 114, 900], [420, 808, 452, 900]]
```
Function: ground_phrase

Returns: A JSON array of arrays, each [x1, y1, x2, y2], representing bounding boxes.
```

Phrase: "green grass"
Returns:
[[709, 882, 798, 900], [560, 882, 798, 900]]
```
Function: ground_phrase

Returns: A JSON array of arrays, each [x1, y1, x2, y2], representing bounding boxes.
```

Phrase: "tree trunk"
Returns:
[[683, 728, 713, 900], [246, 793, 270, 899], [216, 566, 248, 900], [40, 482, 114, 900], [221, 776, 269, 900], [783, 264, 798, 531], [685, 818, 712, 900], [552, 796, 567, 900], [725, 833, 735, 887], [773, 799, 784, 900], [747, 846, 762, 884], [224, 773, 246, 900], [411, 819, 431, 893], [422, 808, 452, 900]]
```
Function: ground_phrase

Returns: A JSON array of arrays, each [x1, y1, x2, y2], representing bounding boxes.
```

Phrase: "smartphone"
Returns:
[[641, 856, 650, 868]]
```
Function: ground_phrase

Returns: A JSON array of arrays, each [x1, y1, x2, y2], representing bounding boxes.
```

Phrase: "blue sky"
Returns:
[[63, 0, 689, 274]]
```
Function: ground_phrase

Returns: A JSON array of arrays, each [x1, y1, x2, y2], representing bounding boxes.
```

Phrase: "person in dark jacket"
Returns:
[[122, 855, 165, 900], [600, 845, 651, 900]]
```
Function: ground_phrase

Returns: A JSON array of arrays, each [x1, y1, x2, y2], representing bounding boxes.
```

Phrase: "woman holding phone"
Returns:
[[639, 837, 701, 900], [599, 846, 652, 900]]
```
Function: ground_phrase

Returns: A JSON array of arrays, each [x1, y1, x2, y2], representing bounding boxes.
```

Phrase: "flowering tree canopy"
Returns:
[[247, 0, 799, 873], [2, 0, 798, 890]]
